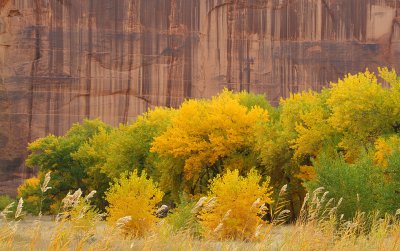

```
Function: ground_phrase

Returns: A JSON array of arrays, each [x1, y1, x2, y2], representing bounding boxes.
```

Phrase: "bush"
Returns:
[[0, 195, 15, 212], [165, 195, 201, 235], [105, 171, 164, 237], [198, 169, 273, 240], [26, 119, 112, 212], [17, 177, 42, 215], [378, 137, 400, 213], [306, 151, 399, 218]]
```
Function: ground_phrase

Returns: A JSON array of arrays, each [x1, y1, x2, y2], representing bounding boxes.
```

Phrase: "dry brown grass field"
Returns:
[[1, 216, 399, 251], [1, 188, 399, 251]]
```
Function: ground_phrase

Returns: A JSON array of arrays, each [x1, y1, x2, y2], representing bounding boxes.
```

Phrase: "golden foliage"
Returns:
[[296, 165, 317, 181], [105, 171, 164, 237], [327, 70, 394, 160], [379, 67, 400, 125], [198, 169, 273, 240], [280, 91, 320, 132], [281, 90, 334, 159], [374, 136, 400, 168], [151, 89, 269, 185], [17, 177, 40, 197]]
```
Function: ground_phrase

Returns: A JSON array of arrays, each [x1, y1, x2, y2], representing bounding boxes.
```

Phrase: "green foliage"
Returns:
[[99, 107, 176, 179], [377, 136, 400, 213], [0, 195, 14, 212], [306, 149, 400, 218], [26, 119, 112, 211], [165, 195, 201, 235]]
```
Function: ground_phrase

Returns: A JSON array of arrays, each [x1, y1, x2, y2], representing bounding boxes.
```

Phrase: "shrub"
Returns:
[[377, 136, 400, 213], [198, 169, 273, 240], [26, 119, 112, 212], [0, 195, 15, 213], [105, 171, 164, 237], [165, 195, 201, 235], [17, 177, 41, 215], [305, 151, 398, 218]]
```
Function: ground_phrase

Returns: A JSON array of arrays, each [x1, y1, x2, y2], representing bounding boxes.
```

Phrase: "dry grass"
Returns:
[[0, 189, 398, 250]]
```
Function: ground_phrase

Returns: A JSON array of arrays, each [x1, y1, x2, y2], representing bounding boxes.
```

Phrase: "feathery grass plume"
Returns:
[[337, 197, 343, 208], [71, 189, 83, 205], [279, 184, 288, 197], [258, 204, 268, 214], [254, 224, 263, 238], [277, 210, 291, 219], [116, 216, 132, 229], [396, 209, 400, 216], [40, 171, 52, 193], [221, 210, 231, 222], [213, 223, 223, 233], [297, 187, 339, 226], [327, 197, 343, 217], [14, 198, 23, 219], [191, 197, 207, 214], [300, 193, 310, 211], [251, 198, 261, 208], [85, 190, 97, 202], [62, 189, 82, 210], [0, 202, 14, 220], [325, 198, 334, 209], [202, 197, 217, 212], [269, 184, 290, 226], [61, 191, 73, 209], [320, 191, 329, 204]]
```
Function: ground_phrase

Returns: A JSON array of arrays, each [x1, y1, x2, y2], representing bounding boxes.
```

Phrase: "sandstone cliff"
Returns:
[[0, 0, 399, 194]]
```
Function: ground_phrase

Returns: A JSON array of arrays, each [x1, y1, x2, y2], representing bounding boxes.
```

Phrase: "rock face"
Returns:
[[0, 0, 399, 194]]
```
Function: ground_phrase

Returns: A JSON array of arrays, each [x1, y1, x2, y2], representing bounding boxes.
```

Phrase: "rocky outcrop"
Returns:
[[0, 0, 399, 194]]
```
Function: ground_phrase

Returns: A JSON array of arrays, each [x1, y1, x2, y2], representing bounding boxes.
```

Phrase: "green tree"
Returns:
[[26, 119, 112, 211]]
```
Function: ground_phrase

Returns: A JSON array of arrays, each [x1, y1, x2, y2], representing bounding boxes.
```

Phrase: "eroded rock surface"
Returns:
[[0, 0, 399, 194]]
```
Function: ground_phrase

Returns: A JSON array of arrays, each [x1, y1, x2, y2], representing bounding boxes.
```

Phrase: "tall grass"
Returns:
[[1, 185, 398, 250]]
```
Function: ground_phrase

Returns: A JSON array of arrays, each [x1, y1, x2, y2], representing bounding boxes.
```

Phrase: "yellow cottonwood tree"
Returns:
[[327, 69, 395, 161], [379, 67, 400, 131], [151, 90, 269, 195], [289, 89, 336, 159]]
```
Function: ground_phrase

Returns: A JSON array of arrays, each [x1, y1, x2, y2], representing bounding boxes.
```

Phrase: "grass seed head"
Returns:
[[15, 198, 24, 219], [191, 196, 208, 213], [40, 171, 52, 193]]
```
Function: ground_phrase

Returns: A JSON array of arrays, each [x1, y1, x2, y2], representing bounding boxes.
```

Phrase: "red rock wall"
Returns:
[[0, 0, 399, 194]]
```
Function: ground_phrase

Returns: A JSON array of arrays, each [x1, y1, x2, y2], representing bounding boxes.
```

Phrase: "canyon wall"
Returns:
[[0, 0, 399, 194]]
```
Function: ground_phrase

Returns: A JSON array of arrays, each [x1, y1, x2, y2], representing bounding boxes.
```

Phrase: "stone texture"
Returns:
[[0, 0, 399, 194]]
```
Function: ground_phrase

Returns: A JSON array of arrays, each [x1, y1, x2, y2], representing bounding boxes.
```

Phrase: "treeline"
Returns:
[[18, 67, 400, 219]]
